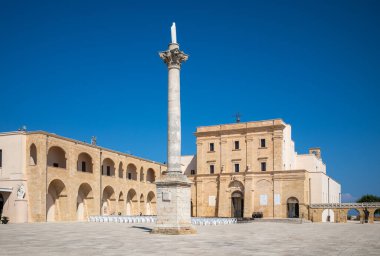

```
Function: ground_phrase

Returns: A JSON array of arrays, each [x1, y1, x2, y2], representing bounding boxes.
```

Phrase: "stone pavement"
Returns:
[[0, 222, 379, 256]]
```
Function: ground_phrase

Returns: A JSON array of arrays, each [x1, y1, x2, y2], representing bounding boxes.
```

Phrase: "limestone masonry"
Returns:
[[0, 131, 164, 223], [0, 118, 349, 223]]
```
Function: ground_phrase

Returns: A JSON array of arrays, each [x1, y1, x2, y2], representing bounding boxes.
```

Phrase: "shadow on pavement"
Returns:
[[131, 226, 153, 232]]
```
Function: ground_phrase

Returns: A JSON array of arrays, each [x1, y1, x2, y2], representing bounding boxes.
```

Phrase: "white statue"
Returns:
[[17, 184, 26, 199]]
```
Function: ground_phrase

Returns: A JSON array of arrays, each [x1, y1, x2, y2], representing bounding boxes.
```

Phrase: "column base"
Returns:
[[152, 172, 196, 235]]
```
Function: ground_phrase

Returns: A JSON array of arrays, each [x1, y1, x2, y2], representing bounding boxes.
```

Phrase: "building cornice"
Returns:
[[194, 119, 287, 138]]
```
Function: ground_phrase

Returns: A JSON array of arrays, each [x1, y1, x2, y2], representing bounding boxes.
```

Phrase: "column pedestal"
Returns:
[[14, 199, 28, 223], [151, 173, 196, 235]]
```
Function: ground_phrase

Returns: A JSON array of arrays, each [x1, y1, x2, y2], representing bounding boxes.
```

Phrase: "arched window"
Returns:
[[47, 146, 66, 169], [30, 144, 37, 165], [146, 168, 155, 183], [77, 153, 93, 173]]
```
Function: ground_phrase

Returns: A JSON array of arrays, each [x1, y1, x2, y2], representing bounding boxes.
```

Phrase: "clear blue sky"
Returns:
[[1, 1, 379, 201]]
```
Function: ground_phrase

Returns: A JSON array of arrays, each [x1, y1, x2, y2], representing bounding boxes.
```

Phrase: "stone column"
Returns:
[[152, 27, 196, 235]]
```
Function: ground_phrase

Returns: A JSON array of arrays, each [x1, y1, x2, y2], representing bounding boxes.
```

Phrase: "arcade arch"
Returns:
[[102, 186, 116, 215], [77, 153, 93, 173], [140, 194, 145, 215], [47, 146, 66, 168], [47, 179, 67, 221], [146, 191, 156, 215], [126, 189, 138, 215], [127, 164, 137, 181], [118, 162, 124, 178], [77, 183, 94, 221], [140, 168, 144, 182], [146, 168, 155, 183], [347, 208, 361, 221], [374, 209, 380, 222], [30, 144, 37, 165], [118, 191, 125, 215], [102, 158, 115, 177]]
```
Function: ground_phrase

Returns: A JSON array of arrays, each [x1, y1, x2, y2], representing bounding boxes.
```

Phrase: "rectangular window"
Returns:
[[190, 169, 196, 175], [210, 165, 215, 174], [234, 141, 240, 150], [209, 143, 215, 152], [234, 163, 240, 173], [82, 161, 86, 172], [260, 139, 266, 148], [128, 172, 132, 180], [107, 166, 111, 176], [0, 149, 2, 168], [261, 162, 267, 172]]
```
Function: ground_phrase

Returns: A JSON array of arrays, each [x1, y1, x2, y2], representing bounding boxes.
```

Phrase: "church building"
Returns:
[[182, 119, 341, 219]]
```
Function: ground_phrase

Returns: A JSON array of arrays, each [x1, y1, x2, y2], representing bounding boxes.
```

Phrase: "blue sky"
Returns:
[[1, 0, 379, 200]]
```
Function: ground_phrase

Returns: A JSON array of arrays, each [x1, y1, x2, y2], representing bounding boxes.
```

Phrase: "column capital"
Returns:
[[159, 47, 188, 69]]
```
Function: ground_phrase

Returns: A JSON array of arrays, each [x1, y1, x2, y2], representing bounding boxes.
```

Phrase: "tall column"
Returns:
[[152, 23, 196, 235]]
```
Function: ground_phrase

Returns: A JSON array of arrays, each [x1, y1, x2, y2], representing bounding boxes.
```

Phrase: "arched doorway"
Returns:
[[231, 191, 244, 218], [47, 179, 67, 222], [322, 209, 335, 222], [77, 183, 94, 221], [0, 194, 4, 217], [287, 197, 299, 218]]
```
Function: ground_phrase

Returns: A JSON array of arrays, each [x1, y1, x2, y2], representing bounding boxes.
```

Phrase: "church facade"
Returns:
[[182, 119, 341, 220], [0, 131, 165, 223]]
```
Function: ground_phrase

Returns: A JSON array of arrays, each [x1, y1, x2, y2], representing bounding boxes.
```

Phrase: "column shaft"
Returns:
[[167, 67, 181, 173]]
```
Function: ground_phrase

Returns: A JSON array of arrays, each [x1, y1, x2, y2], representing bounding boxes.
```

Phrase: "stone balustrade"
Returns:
[[89, 216, 157, 224], [310, 202, 380, 209], [88, 216, 238, 226]]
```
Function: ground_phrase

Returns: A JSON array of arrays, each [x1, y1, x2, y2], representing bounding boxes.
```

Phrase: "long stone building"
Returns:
[[181, 119, 341, 220], [0, 118, 343, 223], [0, 131, 165, 223]]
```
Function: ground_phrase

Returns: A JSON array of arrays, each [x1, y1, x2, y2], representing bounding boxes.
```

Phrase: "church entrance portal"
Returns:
[[231, 191, 244, 218], [287, 197, 299, 218]]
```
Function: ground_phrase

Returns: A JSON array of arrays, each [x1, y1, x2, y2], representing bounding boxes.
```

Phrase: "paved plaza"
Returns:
[[0, 222, 379, 256]]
